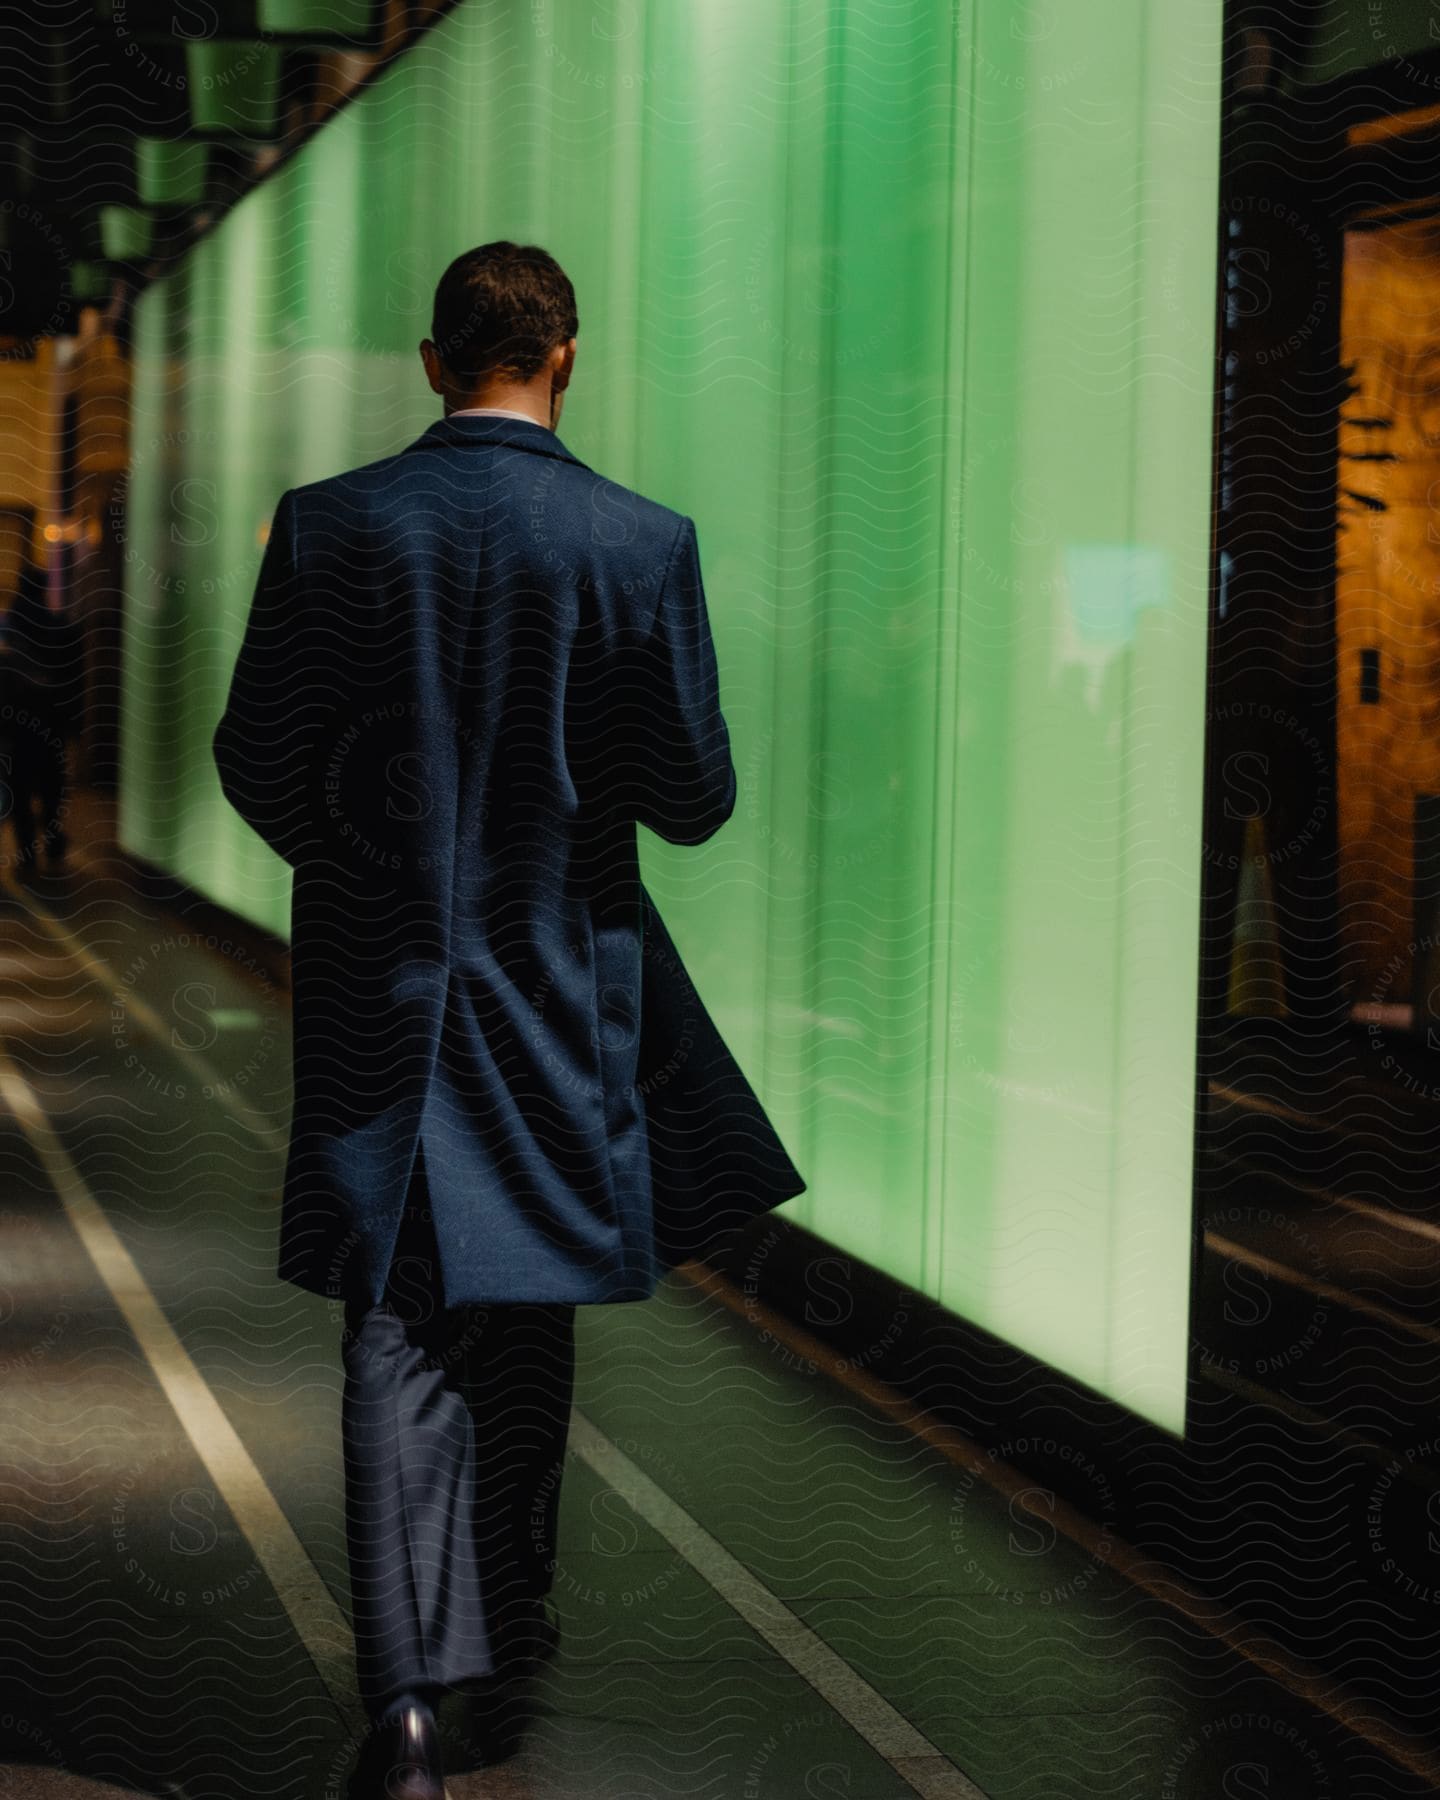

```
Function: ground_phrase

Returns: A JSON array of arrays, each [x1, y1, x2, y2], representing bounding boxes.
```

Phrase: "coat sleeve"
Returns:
[[623, 515, 738, 847], [212, 487, 324, 867]]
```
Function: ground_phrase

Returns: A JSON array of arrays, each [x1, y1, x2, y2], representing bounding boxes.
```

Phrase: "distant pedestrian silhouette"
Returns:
[[0, 551, 81, 870]]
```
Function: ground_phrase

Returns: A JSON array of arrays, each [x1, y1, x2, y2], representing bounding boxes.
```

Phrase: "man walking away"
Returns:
[[212, 241, 805, 1798]]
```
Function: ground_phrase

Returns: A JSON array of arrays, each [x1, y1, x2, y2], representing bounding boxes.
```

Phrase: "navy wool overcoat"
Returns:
[[212, 412, 805, 1308]]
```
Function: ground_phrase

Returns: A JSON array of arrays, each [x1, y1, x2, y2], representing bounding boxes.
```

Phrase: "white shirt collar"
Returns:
[[447, 406, 543, 424]]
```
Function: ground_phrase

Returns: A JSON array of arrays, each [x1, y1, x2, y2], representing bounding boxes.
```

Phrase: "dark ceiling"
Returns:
[[0, 0, 402, 344], [7, 0, 1440, 352]]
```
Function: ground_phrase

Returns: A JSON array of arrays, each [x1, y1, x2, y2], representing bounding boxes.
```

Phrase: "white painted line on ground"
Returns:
[[684, 1267, 1440, 1792], [0, 1045, 363, 1726], [3, 882, 985, 1793], [568, 1410, 990, 1800], [1, 872, 289, 1155]]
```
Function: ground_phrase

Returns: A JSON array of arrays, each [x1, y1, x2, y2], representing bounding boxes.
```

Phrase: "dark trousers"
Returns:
[[340, 1141, 577, 1718]]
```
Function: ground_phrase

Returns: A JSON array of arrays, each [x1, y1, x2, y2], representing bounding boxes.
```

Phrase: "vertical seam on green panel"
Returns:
[[632, 0, 654, 485], [1106, 0, 1150, 1397], [806, 0, 843, 1190], [758, 0, 795, 1106], [923, 0, 973, 1304], [766, 0, 843, 1193]]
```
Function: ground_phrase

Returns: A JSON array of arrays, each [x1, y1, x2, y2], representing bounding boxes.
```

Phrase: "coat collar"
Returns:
[[410, 411, 590, 469]]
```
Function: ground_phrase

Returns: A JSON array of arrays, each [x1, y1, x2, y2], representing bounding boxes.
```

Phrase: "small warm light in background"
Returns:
[[42, 523, 61, 543]]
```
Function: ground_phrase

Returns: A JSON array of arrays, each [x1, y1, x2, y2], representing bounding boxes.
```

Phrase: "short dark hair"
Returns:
[[430, 242, 578, 383]]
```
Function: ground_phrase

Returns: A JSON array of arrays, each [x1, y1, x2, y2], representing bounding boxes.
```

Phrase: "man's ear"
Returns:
[[420, 339, 444, 396], [552, 337, 577, 395]]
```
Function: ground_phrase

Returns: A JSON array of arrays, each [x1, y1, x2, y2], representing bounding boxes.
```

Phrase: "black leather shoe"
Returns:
[[345, 1702, 446, 1800]]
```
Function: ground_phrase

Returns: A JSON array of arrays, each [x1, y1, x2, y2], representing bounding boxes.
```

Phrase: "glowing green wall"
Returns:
[[120, 0, 1223, 1434]]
